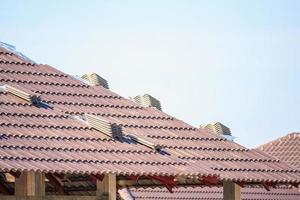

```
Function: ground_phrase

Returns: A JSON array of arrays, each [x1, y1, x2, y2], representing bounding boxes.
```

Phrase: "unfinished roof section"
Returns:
[[0, 46, 299, 190], [258, 132, 300, 169]]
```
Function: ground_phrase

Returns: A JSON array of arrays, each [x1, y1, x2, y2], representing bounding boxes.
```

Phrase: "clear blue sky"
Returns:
[[1, 0, 299, 148]]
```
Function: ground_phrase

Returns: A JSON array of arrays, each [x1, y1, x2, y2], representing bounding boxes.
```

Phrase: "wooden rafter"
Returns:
[[9, 171, 21, 178], [234, 181, 245, 188], [261, 182, 277, 191], [54, 173, 72, 184], [200, 175, 220, 186], [125, 175, 176, 193], [291, 182, 299, 189], [90, 174, 104, 183], [148, 175, 176, 193], [45, 173, 68, 195], [0, 181, 12, 195]]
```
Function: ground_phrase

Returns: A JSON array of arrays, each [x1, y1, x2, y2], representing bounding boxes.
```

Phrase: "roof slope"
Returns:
[[119, 187, 300, 200], [120, 133, 300, 200], [258, 132, 300, 169], [0, 47, 299, 186]]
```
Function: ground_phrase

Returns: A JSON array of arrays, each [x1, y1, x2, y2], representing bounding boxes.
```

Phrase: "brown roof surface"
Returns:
[[258, 132, 300, 169], [120, 133, 300, 200], [119, 187, 300, 200], [0, 47, 299, 186]]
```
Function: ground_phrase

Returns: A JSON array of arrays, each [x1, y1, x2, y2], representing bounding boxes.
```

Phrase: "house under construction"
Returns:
[[0, 45, 299, 200]]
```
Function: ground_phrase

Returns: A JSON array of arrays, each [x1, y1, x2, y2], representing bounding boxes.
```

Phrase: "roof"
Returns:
[[0, 46, 299, 192], [119, 133, 300, 200], [119, 187, 300, 200], [258, 132, 300, 169]]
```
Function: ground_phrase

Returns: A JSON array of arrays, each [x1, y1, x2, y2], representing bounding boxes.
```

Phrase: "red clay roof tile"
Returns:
[[120, 133, 300, 199], [0, 47, 299, 187], [119, 186, 300, 200], [258, 132, 300, 169]]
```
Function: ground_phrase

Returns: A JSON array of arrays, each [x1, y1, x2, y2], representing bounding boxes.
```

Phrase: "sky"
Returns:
[[1, 0, 299, 148]]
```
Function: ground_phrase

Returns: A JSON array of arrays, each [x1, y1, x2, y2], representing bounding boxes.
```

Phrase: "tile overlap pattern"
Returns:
[[0, 47, 299, 185], [258, 133, 299, 169], [123, 187, 300, 200]]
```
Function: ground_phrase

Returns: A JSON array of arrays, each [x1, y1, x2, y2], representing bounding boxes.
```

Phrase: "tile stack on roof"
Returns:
[[132, 94, 162, 111], [204, 122, 231, 136], [0, 46, 299, 195], [258, 132, 300, 169], [81, 73, 109, 89]]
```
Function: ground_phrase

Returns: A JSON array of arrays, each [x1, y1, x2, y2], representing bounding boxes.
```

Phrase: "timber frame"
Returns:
[[0, 171, 299, 200]]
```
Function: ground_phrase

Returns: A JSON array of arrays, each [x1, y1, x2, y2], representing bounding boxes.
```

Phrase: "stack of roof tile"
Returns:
[[81, 73, 109, 89], [132, 94, 162, 111], [0, 47, 299, 195]]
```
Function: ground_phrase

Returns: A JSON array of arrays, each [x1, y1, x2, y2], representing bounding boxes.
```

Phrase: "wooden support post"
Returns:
[[96, 174, 116, 200], [223, 180, 241, 200], [15, 171, 45, 196]]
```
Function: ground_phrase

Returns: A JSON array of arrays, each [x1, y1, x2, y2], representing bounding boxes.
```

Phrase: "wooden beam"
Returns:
[[201, 176, 219, 186], [90, 174, 104, 183], [9, 171, 21, 178], [45, 173, 68, 195], [0, 181, 12, 195], [234, 181, 245, 188], [96, 174, 116, 200], [53, 173, 72, 184], [291, 182, 299, 189], [15, 171, 45, 196], [223, 180, 241, 200], [148, 175, 176, 193]]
